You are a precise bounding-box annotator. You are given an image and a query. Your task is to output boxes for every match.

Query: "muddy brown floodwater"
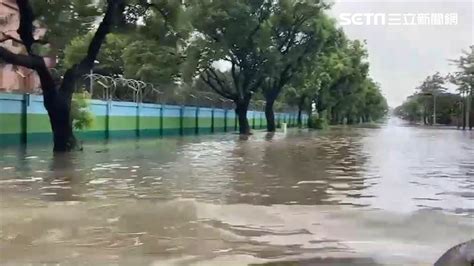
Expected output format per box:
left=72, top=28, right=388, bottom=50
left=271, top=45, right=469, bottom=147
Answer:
left=0, top=118, right=473, bottom=265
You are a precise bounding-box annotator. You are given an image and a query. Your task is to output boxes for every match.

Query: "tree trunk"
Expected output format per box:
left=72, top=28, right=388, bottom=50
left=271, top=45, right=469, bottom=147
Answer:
left=265, top=99, right=276, bottom=132
left=348, top=116, right=354, bottom=125
left=297, top=97, right=305, bottom=128
left=235, top=98, right=251, bottom=135
left=462, top=96, right=466, bottom=130
left=332, top=111, right=338, bottom=125
left=44, top=89, right=76, bottom=152
left=467, top=92, right=472, bottom=130
left=297, top=109, right=302, bottom=127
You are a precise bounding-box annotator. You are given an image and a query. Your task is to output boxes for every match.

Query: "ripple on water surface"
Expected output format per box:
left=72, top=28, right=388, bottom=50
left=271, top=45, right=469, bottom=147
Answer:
left=0, top=122, right=473, bottom=265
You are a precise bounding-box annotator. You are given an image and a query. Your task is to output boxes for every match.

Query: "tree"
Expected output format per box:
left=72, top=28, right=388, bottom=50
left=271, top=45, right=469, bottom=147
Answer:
left=395, top=93, right=461, bottom=126
left=282, top=85, right=312, bottom=127
left=261, top=2, right=336, bottom=132
left=189, top=0, right=273, bottom=134
left=394, top=96, right=423, bottom=123
left=280, top=35, right=388, bottom=127
left=30, top=0, right=101, bottom=71
left=434, top=93, right=463, bottom=125
left=360, top=79, right=388, bottom=122
left=416, top=72, right=446, bottom=125
left=124, top=0, right=191, bottom=85
left=449, top=46, right=474, bottom=130
left=317, top=40, right=369, bottom=124
left=305, top=39, right=388, bottom=125
left=65, top=33, right=183, bottom=84
left=282, top=30, right=346, bottom=127
left=0, top=0, right=126, bottom=152
left=307, top=46, right=345, bottom=121
left=63, top=0, right=191, bottom=87
left=123, top=40, right=182, bottom=85
left=64, top=33, right=129, bottom=76
left=282, top=59, right=322, bottom=127
left=189, top=0, right=339, bottom=133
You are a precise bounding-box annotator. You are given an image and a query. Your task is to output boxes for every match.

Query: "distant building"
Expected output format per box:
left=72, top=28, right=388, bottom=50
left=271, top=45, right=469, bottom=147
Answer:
left=0, top=0, right=55, bottom=93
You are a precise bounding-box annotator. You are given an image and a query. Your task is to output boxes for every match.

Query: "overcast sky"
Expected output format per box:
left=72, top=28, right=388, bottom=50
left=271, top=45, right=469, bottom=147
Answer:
left=329, top=0, right=473, bottom=107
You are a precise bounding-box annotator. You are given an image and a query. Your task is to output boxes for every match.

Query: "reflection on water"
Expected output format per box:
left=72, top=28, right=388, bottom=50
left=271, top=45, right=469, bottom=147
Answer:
left=0, top=118, right=473, bottom=265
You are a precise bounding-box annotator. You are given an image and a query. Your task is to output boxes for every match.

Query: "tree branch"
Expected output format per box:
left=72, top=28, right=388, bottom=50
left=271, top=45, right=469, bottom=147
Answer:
left=0, top=33, right=23, bottom=44
left=201, top=71, right=235, bottom=100
left=0, top=48, right=55, bottom=94
left=230, top=60, right=242, bottom=97
left=201, top=75, right=227, bottom=99
left=208, top=68, right=230, bottom=95
left=0, top=46, right=39, bottom=68
left=75, top=0, right=125, bottom=76
left=0, top=32, right=49, bottom=47
left=15, top=0, right=36, bottom=55
left=138, top=0, right=177, bottom=37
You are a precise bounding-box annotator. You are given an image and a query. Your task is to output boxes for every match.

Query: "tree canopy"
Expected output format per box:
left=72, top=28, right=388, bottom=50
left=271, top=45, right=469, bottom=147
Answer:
left=395, top=47, right=473, bottom=128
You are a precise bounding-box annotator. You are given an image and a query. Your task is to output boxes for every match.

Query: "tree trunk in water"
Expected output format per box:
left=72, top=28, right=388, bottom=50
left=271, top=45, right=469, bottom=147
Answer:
left=333, top=112, right=338, bottom=125
left=265, top=99, right=276, bottom=132
left=297, top=108, right=302, bottom=127
left=467, top=92, right=472, bottom=130
left=297, top=97, right=305, bottom=128
left=462, top=97, right=466, bottom=130
left=235, top=99, right=251, bottom=135
left=44, top=90, right=76, bottom=152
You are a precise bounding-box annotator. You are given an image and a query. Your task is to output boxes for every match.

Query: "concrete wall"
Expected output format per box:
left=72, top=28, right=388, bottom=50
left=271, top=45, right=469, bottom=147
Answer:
left=0, top=93, right=307, bottom=146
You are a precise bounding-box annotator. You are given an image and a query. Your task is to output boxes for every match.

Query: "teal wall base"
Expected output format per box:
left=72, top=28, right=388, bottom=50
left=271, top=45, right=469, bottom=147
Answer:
left=76, top=131, right=108, bottom=140
left=213, top=127, right=226, bottom=133
left=108, top=130, right=137, bottom=139
left=162, top=128, right=180, bottom=136
left=0, top=133, right=22, bottom=146
left=138, top=129, right=161, bottom=138
left=182, top=128, right=196, bottom=135
left=26, top=132, right=53, bottom=144
left=198, top=128, right=213, bottom=134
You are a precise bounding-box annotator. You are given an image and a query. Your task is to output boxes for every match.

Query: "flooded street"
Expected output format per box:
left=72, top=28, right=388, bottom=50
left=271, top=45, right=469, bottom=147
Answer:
left=0, top=119, right=473, bottom=265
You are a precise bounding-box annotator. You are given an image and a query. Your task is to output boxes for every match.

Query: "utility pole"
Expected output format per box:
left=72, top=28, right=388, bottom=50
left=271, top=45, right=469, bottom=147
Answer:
left=422, top=92, right=437, bottom=126
left=462, top=91, right=466, bottom=130
left=433, top=93, right=437, bottom=125
left=467, top=89, right=472, bottom=130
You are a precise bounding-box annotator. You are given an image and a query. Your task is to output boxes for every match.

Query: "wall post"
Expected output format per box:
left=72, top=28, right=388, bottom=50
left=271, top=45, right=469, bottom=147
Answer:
left=224, top=109, right=228, bottom=132
left=195, top=107, right=200, bottom=135
left=105, top=100, right=111, bottom=139
left=136, top=102, right=141, bottom=137
left=21, top=93, right=30, bottom=144
left=159, top=104, right=164, bottom=137
left=211, top=108, right=215, bottom=133
left=234, top=112, right=237, bottom=131
left=252, top=112, right=255, bottom=129
left=179, top=105, right=184, bottom=136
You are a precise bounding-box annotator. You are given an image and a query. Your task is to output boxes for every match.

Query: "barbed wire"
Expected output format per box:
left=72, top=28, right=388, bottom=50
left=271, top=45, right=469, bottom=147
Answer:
left=42, top=73, right=293, bottom=113
left=81, top=73, right=239, bottom=109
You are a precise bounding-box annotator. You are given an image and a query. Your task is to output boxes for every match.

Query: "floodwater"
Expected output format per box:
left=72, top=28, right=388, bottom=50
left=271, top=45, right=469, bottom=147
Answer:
left=0, top=118, right=473, bottom=265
